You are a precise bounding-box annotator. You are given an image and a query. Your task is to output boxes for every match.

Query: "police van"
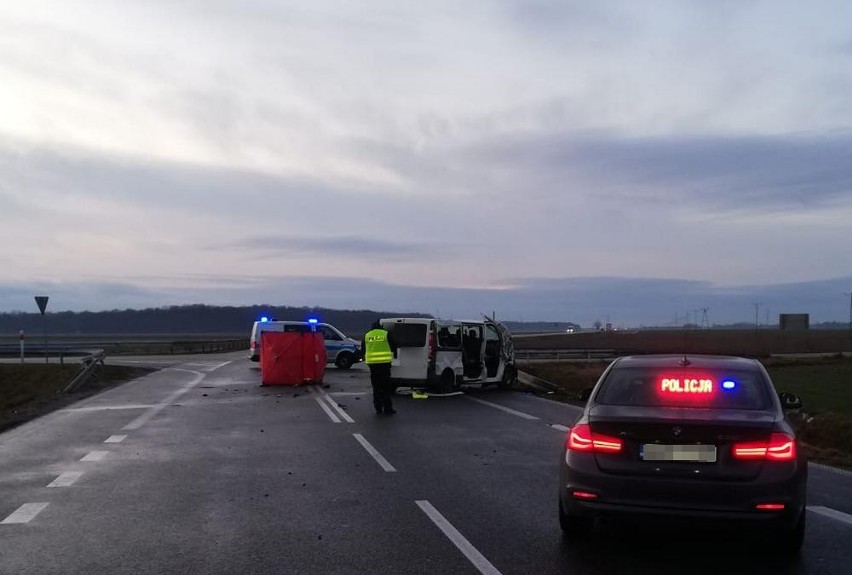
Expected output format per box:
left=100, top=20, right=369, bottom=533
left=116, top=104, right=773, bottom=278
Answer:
left=379, top=315, right=516, bottom=392
left=249, top=319, right=362, bottom=369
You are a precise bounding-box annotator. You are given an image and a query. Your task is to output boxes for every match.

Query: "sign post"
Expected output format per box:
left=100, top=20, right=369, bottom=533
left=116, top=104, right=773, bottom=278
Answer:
left=19, top=330, right=25, bottom=364
left=35, top=296, right=49, bottom=364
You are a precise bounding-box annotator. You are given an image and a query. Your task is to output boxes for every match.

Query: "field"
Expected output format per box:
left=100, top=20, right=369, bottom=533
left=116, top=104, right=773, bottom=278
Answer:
left=0, top=364, right=154, bottom=433
left=519, top=356, right=852, bottom=469
left=514, top=328, right=852, bottom=356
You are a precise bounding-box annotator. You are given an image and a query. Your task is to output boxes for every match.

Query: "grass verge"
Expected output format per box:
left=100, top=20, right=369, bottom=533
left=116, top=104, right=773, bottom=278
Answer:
left=0, top=363, right=155, bottom=433
left=519, top=356, right=852, bottom=470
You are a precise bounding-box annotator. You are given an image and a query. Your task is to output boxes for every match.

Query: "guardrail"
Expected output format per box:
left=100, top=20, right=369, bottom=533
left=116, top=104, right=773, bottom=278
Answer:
left=514, top=349, right=618, bottom=361
left=63, top=350, right=106, bottom=393
left=0, top=338, right=249, bottom=360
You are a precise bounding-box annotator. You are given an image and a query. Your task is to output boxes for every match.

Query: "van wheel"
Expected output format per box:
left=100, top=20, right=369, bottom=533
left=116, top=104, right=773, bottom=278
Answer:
left=498, top=366, right=515, bottom=389
left=335, top=352, right=354, bottom=370
left=439, top=369, right=455, bottom=393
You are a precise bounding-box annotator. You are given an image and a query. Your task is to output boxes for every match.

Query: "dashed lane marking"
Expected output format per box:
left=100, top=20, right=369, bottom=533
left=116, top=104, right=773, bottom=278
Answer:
left=123, top=370, right=204, bottom=431
left=104, top=435, right=127, bottom=443
left=80, top=451, right=108, bottom=462
left=353, top=434, right=397, bottom=472
left=550, top=424, right=570, bottom=432
left=465, top=397, right=540, bottom=421
left=47, top=472, right=83, bottom=488
left=809, top=506, right=852, bottom=527
left=63, top=405, right=156, bottom=412
left=416, top=500, right=502, bottom=575
left=1, top=503, right=49, bottom=525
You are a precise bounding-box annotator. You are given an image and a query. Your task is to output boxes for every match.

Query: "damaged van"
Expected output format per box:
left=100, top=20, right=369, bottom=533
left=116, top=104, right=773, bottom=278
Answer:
left=379, top=315, right=516, bottom=393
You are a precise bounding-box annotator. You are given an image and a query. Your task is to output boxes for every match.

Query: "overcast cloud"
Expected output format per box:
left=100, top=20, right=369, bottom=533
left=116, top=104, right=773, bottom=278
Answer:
left=2, top=1, right=851, bottom=326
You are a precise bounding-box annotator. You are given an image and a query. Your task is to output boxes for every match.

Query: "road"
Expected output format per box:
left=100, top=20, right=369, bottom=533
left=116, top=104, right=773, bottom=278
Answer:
left=1, top=352, right=851, bottom=574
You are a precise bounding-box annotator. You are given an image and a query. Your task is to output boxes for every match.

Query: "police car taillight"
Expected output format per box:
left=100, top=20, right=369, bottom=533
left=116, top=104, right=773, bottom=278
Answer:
left=732, top=433, right=796, bottom=461
left=567, top=424, right=623, bottom=454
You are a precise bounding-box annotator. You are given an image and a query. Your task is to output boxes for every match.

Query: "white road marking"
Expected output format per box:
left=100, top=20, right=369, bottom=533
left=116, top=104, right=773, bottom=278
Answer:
left=353, top=434, right=397, bottom=472
left=47, top=472, right=83, bottom=487
left=314, top=387, right=355, bottom=423
left=550, top=424, right=570, bottom=432
left=810, top=462, right=852, bottom=477
left=416, top=500, right=502, bottom=575
left=465, top=397, right=540, bottom=421
left=310, top=387, right=341, bottom=423
left=80, top=451, right=108, bottom=462
left=104, top=435, right=127, bottom=443
left=123, top=370, right=204, bottom=430
left=185, top=361, right=231, bottom=371
left=328, top=392, right=366, bottom=396
left=1, top=503, right=49, bottom=525
left=809, top=506, right=852, bottom=527
left=63, top=405, right=156, bottom=412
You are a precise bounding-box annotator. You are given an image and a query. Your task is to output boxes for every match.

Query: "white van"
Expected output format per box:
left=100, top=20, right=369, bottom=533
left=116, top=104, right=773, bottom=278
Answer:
left=379, top=316, right=516, bottom=392
left=249, top=320, right=362, bottom=369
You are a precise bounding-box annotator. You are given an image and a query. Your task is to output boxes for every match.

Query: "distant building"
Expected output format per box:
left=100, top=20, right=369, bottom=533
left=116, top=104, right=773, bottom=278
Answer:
left=779, top=314, right=809, bottom=331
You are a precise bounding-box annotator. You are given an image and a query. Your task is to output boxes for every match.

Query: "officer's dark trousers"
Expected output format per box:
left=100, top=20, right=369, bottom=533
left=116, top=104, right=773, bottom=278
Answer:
left=369, top=363, right=393, bottom=413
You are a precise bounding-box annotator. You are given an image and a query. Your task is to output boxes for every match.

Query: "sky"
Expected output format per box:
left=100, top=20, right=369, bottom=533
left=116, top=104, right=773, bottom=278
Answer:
left=1, top=0, right=851, bottom=327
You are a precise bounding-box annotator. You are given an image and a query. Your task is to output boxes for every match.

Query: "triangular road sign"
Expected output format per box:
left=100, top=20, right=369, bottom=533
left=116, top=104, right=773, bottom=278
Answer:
left=35, top=296, right=49, bottom=315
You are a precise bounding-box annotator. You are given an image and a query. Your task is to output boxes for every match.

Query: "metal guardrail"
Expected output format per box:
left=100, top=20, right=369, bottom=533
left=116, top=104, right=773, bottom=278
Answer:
left=0, top=338, right=249, bottom=359
left=63, top=350, right=106, bottom=393
left=514, top=349, right=618, bottom=361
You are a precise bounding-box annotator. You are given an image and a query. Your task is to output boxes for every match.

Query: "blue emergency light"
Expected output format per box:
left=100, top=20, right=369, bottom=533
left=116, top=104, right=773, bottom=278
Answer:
left=260, top=316, right=269, bottom=323
left=722, top=380, right=737, bottom=391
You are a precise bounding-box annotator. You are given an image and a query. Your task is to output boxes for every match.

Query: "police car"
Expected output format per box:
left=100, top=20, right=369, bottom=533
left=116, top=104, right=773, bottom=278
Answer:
left=559, top=354, right=807, bottom=551
left=249, top=318, right=362, bottom=369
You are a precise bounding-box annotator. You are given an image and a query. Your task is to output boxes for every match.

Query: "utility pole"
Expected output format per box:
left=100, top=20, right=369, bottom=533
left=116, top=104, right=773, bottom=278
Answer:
left=752, top=302, right=762, bottom=331
left=845, top=292, right=852, bottom=335
left=700, top=307, right=710, bottom=329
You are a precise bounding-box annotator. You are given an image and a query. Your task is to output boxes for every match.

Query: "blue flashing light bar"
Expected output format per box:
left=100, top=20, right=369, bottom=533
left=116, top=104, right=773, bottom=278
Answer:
left=260, top=316, right=269, bottom=323
left=307, top=318, right=319, bottom=324
left=722, top=380, right=737, bottom=391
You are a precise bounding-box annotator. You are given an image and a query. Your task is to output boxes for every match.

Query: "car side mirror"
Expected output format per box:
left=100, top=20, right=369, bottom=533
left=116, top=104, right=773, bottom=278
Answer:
left=778, top=392, right=803, bottom=410
left=578, top=388, right=593, bottom=402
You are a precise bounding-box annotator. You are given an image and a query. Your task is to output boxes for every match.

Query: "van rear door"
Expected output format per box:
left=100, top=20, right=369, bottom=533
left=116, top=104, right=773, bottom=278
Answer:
left=382, top=319, right=435, bottom=383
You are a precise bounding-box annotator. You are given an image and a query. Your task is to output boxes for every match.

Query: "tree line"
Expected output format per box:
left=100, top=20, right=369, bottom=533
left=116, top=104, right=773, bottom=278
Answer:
left=0, top=305, right=431, bottom=336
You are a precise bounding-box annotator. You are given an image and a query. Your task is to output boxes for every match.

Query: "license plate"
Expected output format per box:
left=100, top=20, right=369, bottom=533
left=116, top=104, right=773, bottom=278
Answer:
left=641, top=444, right=717, bottom=463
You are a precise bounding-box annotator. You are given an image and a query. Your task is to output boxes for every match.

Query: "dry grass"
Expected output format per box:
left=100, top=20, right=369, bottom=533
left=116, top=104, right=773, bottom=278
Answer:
left=0, top=363, right=154, bottom=432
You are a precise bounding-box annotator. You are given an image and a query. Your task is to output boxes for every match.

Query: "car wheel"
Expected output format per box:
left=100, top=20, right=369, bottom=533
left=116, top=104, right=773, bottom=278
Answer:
left=498, top=366, right=515, bottom=390
left=559, top=498, right=593, bottom=539
left=335, top=352, right=353, bottom=370
left=777, top=508, right=806, bottom=554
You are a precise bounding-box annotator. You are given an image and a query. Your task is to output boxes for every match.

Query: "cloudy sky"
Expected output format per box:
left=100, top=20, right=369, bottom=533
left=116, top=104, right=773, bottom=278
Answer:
left=2, top=0, right=851, bottom=326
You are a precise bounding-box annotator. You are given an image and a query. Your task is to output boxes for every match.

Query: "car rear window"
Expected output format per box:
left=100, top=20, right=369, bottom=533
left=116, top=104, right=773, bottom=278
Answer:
left=386, top=323, right=428, bottom=348
left=595, top=367, right=771, bottom=410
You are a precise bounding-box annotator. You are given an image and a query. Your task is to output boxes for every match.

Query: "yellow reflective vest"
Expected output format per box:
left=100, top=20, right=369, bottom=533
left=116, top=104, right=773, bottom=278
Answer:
left=364, top=328, right=393, bottom=364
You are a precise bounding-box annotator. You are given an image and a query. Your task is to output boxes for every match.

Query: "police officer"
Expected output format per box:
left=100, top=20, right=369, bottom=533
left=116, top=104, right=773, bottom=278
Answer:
left=362, top=320, right=397, bottom=415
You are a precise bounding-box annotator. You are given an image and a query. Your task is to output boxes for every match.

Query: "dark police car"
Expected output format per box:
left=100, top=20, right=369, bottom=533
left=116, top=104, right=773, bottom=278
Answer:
left=559, top=355, right=807, bottom=551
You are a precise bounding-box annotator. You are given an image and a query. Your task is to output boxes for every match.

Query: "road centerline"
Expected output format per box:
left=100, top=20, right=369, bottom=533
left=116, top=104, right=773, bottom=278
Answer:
left=123, top=370, right=204, bottom=431
left=465, top=397, right=540, bottom=421
left=416, top=500, right=502, bottom=575
left=353, top=434, right=397, bottom=472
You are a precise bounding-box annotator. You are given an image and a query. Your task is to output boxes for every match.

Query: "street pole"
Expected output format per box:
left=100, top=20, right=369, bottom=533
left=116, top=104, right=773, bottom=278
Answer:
left=19, top=330, right=25, bottom=364
left=34, top=296, right=49, bottom=364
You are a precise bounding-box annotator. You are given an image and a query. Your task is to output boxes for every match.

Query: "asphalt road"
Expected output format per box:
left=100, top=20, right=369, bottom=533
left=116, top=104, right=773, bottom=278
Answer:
left=1, top=352, right=851, bottom=574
